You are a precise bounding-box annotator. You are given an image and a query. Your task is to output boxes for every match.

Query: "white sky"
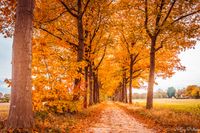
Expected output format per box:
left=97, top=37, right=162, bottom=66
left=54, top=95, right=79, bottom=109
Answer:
left=155, top=42, right=200, bottom=90
left=0, top=35, right=12, bottom=80
left=0, top=35, right=200, bottom=92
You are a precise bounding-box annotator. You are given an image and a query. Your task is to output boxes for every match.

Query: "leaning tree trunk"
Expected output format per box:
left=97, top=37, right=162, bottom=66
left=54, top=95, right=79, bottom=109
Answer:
left=129, top=54, right=133, bottom=104
left=146, top=37, right=156, bottom=109
left=6, top=0, right=34, bottom=129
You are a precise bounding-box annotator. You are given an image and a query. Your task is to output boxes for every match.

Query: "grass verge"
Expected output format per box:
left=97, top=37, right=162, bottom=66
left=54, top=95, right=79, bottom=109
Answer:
left=116, top=101, right=200, bottom=133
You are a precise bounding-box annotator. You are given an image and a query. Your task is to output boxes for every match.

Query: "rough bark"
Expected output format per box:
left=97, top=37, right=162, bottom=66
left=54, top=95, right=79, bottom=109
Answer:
left=129, top=54, right=133, bottom=104
left=122, top=80, right=125, bottom=102
left=84, top=66, right=88, bottom=108
left=146, top=37, right=156, bottom=109
left=89, top=63, right=93, bottom=105
left=93, top=72, right=97, bottom=104
left=92, top=70, right=100, bottom=104
left=6, top=0, right=34, bottom=129
left=96, top=72, right=100, bottom=103
left=123, top=70, right=127, bottom=103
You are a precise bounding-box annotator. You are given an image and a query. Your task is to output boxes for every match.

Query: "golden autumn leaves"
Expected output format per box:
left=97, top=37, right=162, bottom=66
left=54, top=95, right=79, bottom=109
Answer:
left=0, top=0, right=199, bottom=124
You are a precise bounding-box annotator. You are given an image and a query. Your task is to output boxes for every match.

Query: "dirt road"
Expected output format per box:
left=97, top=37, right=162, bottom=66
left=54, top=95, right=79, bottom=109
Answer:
left=87, top=102, right=154, bottom=133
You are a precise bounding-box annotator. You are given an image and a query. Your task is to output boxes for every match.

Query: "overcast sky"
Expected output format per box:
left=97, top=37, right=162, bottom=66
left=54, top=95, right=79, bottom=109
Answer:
left=155, top=42, right=200, bottom=90
left=0, top=35, right=200, bottom=91
left=0, top=35, right=12, bottom=80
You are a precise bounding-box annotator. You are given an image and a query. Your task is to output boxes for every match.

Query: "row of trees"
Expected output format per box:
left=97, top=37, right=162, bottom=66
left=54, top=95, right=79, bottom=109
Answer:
left=115, top=85, right=200, bottom=99
left=166, top=86, right=200, bottom=99
left=0, top=0, right=199, bottom=130
left=0, top=92, right=10, bottom=103
left=176, top=85, right=200, bottom=99
left=112, top=0, right=199, bottom=107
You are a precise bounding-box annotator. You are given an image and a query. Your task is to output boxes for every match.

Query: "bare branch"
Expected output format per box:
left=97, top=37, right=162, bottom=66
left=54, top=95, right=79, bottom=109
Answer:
left=120, top=31, right=131, bottom=55
left=155, top=43, right=163, bottom=52
left=59, top=0, right=78, bottom=18
left=160, top=0, right=176, bottom=27
left=132, top=53, right=139, bottom=64
left=37, top=26, right=78, bottom=49
left=155, top=0, right=165, bottom=35
left=171, top=9, right=200, bottom=25
left=42, top=11, right=68, bottom=24
left=95, top=35, right=110, bottom=70
left=57, top=28, right=78, bottom=41
left=90, top=16, right=102, bottom=46
left=82, top=0, right=90, bottom=16
left=132, top=70, right=144, bottom=80
left=95, top=44, right=107, bottom=70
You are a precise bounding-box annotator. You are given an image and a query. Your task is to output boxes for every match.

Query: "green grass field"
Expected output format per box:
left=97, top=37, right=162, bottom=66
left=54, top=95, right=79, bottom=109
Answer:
left=133, top=98, right=200, bottom=115
left=1, top=99, right=200, bottom=131
left=118, top=98, right=200, bottom=131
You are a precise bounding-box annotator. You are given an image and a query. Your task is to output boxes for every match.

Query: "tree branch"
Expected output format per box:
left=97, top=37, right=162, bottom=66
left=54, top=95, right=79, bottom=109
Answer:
left=82, top=0, right=90, bottom=16
left=132, top=53, right=140, bottom=64
left=160, top=0, right=176, bottom=27
left=170, top=9, right=200, bottom=25
left=94, top=35, right=110, bottom=70
left=59, top=0, right=78, bottom=18
left=120, top=31, right=131, bottom=55
left=38, top=26, right=78, bottom=49
left=132, top=70, right=144, bottom=80
left=155, top=0, right=165, bottom=35
left=155, top=43, right=163, bottom=52
left=144, top=0, right=153, bottom=38
left=42, top=10, right=68, bottom=24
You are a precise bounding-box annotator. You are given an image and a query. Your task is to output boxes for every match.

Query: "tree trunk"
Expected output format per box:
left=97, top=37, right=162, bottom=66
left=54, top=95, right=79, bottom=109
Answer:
left=123, top=70, right=127, bottom=103
left=6, top=0, right=34, bottom=129
left=125, top=84, right=128, bottom=103
left=83, top=66, right=88, bottom=108
left=89, top=63, right=93, bottom=105
left=129, top=54, right=133, bottom=104
left=73, top=0, right=84, bottom=101
left=96, top=71, right=100, bottom=103
left=122, top=81, right=125, bottom=102
left=146, top=37, right=156, bottom=109
left=93, top=72, right=97, bottom=104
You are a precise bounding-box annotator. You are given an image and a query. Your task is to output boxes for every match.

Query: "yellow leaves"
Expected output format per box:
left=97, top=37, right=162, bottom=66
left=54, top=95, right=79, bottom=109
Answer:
left=16, top=0, right=200, bottom=113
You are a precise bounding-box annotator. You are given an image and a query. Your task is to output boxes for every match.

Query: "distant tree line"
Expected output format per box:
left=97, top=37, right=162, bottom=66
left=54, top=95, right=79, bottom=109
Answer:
left=131, top=89, right=168, bottom=99
left=176, top=85, right=200, bottom=99
left=0, top=92, right=10, bottom=103
left=129, top=85, right=200, bottom=99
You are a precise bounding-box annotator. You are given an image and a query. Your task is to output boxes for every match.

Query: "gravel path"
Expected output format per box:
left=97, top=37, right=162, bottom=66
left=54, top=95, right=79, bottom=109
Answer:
left=87, top=102, right=154, bottom=133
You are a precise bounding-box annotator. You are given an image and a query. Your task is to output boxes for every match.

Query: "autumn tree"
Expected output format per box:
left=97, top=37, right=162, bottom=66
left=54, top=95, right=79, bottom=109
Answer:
left=185, top=85, right=200, bottom=99
left=34, top=0, right=92, bottom=104
left=142, top=0, right=200, bottom=109
left=0, top=0, right=15, bottom=37
left=167, top=87, right=176, bottom=98
left=111, top=1, right=149, bottom=103
left=83, top=0, right=113, bottom=105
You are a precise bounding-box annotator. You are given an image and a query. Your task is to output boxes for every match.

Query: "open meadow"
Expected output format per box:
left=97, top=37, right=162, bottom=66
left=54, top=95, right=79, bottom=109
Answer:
left=0, top=103, right=9, bottom=121
left=1, top=99, right=200, bottom=132
left=133, top=98, right=200, bottom=115
left=117, top=98, right=200, bottom=132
